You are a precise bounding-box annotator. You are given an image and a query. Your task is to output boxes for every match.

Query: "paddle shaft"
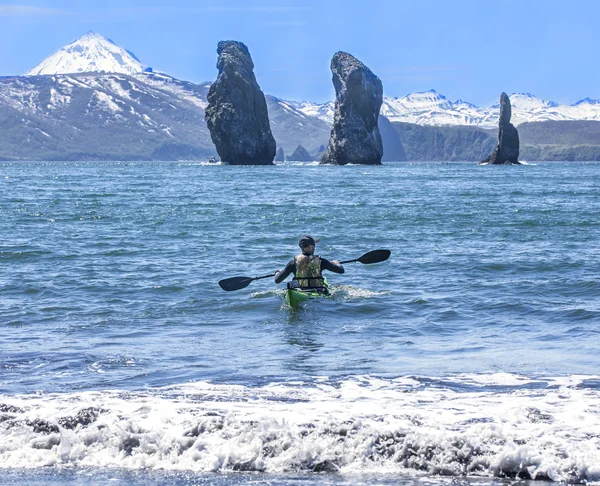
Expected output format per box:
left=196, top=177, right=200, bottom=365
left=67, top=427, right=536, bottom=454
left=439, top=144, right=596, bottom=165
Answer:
left=251, top=273, right=276, bottom=282
left=218, top=273, right=277, bottom=291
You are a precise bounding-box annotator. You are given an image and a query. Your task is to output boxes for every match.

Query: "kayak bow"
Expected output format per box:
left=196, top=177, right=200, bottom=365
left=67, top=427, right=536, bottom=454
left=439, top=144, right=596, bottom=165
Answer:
left=284, top=282, right=330, bottom=309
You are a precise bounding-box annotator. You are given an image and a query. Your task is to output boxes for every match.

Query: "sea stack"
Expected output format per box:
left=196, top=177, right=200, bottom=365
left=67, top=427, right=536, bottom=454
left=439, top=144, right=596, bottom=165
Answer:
left=275, top=148, right=285, bottom=162
left=205, top=41, right=276, bottom=165
left=480, top=93, right=520, bottom=165
left=289, top=144, right=313, bottom=161
left=321, top=52, right=383, bottom=165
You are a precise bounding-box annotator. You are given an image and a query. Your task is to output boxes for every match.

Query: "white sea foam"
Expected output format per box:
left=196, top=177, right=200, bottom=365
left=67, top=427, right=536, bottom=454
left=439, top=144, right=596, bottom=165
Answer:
left=177, top=162, right=223, bottom=166
left=443, top=373, right=537, bottom=387
left=330, top=285, right=389, bottom=301
left=284, top=161, right=320, bottom=166
left=1, top=375, right=599, bottom=481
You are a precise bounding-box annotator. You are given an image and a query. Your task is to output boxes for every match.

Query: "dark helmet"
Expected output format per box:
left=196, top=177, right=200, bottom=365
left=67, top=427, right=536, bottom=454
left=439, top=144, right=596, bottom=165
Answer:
left=298, top=235, right=320, bottom=248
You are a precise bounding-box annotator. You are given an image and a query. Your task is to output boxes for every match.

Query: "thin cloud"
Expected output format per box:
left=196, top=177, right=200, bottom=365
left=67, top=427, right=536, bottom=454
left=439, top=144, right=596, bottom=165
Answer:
left=0, top=5, right=66, bottom=16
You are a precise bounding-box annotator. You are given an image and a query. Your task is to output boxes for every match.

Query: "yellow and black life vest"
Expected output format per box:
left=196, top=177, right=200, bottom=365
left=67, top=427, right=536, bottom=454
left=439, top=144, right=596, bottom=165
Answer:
left=294, top=254, right=324, bottom=289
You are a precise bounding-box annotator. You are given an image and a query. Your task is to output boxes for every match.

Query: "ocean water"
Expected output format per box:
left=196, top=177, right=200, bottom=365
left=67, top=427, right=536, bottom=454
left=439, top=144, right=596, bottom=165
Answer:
left=1, top=161, right=599, bottom=485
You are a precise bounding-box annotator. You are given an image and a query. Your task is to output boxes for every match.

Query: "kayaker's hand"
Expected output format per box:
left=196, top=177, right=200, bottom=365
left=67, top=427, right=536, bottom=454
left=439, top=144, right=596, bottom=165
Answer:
left=332, top=260, right=340, bottom=265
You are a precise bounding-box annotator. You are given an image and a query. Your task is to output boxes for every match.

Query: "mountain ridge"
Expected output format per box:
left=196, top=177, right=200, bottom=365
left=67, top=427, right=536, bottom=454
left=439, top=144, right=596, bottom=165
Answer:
left=19, top=32, right=600, bottom=129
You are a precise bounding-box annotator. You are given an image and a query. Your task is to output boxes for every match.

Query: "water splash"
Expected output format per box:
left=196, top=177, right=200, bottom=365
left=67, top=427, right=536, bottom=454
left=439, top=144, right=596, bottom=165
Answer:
left=329, top=285, right=389, bottom=301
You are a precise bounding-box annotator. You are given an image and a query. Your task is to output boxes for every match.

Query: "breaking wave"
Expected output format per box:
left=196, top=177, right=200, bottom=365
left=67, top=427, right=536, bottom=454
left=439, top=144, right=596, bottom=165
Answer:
left=1, top=374, right=599, bottom=482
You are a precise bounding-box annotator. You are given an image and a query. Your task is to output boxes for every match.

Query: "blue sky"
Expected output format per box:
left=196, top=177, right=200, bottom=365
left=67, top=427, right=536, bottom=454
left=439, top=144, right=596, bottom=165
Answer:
left=0, top=0, right=599, bottom=106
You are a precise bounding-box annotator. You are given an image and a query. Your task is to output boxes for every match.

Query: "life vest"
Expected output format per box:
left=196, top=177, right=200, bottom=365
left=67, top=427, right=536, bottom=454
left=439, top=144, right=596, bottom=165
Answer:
left=294, top=254, right=324, bottom=289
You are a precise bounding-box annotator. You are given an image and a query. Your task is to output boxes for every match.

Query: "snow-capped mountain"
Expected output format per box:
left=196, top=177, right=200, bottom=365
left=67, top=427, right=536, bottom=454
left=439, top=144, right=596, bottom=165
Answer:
left=573, top=98, right=600, bottom=106
left=284, top=100, right=335, bottom=125
left=381, top=90, right=497, bottom=127
left=0, top=70, right=333, bottom=160
left=498, top=92, right=558, bottom=110
left=506, top=94, right=600, bottom=125
left=20, top=31, right=600, bottom=129
left=289, top=90, right=600, bottom=128
left=25, top=32, right=146, bottom=76
left=0, top=71, right=215, bottom=160
left=384, top=89, right=453, bottom=114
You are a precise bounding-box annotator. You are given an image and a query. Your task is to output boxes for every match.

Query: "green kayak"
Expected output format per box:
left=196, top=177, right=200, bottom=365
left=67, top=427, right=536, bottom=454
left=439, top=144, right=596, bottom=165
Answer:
left=284, top=282, right=330, bottom=309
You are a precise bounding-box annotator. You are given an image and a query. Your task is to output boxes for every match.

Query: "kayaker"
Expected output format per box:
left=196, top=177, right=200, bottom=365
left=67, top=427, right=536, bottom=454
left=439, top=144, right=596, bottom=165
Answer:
left=274, top=235, right=344, bottom=289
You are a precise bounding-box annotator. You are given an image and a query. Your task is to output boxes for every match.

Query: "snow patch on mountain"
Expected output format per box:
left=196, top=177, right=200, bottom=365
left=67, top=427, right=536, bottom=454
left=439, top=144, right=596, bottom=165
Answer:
left=285, top=100, right=335, bottom=124
left=25, top=32, right=145, bottom=76
left=0, top=72, right=210, bottom=136
left=92, top=91, right=122, bottom=113
left=139, top=74, right=209, bottom=110
left=0, top=80, right=40, bottom=112
left=385, top=89, right=453, bottom=114
left=48, top=87, right=72, bottom=110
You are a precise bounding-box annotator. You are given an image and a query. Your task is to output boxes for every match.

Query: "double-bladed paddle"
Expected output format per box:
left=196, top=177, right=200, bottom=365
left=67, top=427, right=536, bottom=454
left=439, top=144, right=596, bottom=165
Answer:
left=218, top=273, right=277, bottom=292
left=338, top=249, right=391, bottom=265
left=218, top=249, right=391, bottom=292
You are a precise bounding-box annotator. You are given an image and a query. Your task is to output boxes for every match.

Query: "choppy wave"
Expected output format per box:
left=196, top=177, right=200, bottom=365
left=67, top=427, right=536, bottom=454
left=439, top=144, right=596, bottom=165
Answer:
left=329, top=285, right=389, bottom=301
left=1, top=374, right=599, bottom=482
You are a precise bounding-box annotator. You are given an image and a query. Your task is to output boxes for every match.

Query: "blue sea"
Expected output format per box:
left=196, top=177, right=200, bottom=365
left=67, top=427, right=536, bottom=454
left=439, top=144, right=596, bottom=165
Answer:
left=1, top=161, right=599, bottom=485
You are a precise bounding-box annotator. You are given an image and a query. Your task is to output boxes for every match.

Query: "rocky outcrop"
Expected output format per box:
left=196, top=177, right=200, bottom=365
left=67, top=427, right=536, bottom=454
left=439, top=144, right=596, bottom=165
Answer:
left=321, top=52, right=383, bottom=165
left=289, top=144, right=313, bottom=161
left=379, top=115, right=407, bottom=161
left=275, top=147, right=285, bottom=162
left=313, top=144, right=327, bottom=160
left=480, top=93, right=520, bottom=165
left=205, top=41, right=276, bottom=165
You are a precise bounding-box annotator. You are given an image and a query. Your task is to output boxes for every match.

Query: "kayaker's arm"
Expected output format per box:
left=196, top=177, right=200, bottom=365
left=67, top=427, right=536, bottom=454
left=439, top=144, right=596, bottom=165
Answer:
left=321, top=258, right=345, bottom=274
left=274, top=260, right=295, bottom=283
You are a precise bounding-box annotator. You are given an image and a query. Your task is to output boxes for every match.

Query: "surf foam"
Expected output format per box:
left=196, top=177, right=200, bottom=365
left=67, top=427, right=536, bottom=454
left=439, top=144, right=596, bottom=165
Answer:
left=0, top=375, right=598, bottom=482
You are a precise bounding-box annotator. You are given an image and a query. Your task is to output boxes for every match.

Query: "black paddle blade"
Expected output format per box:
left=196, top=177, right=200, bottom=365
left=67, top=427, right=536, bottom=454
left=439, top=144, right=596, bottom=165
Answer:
left=218, top=276, right=253, bottom=291
left=357, top=249, right=391, bottom=264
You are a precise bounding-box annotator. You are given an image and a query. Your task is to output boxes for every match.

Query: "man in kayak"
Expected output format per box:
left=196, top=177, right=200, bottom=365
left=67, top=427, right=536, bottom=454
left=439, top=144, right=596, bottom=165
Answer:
left=274, top=235, right=345, bottom=289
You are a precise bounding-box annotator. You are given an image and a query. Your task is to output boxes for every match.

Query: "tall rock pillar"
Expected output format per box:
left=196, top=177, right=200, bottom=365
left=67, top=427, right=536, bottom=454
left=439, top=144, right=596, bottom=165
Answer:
left=480, top=93, right=520, bottom=165
left=205, top=41, right=276, bottom=165
left=321, top=52, right=383, bottom=165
